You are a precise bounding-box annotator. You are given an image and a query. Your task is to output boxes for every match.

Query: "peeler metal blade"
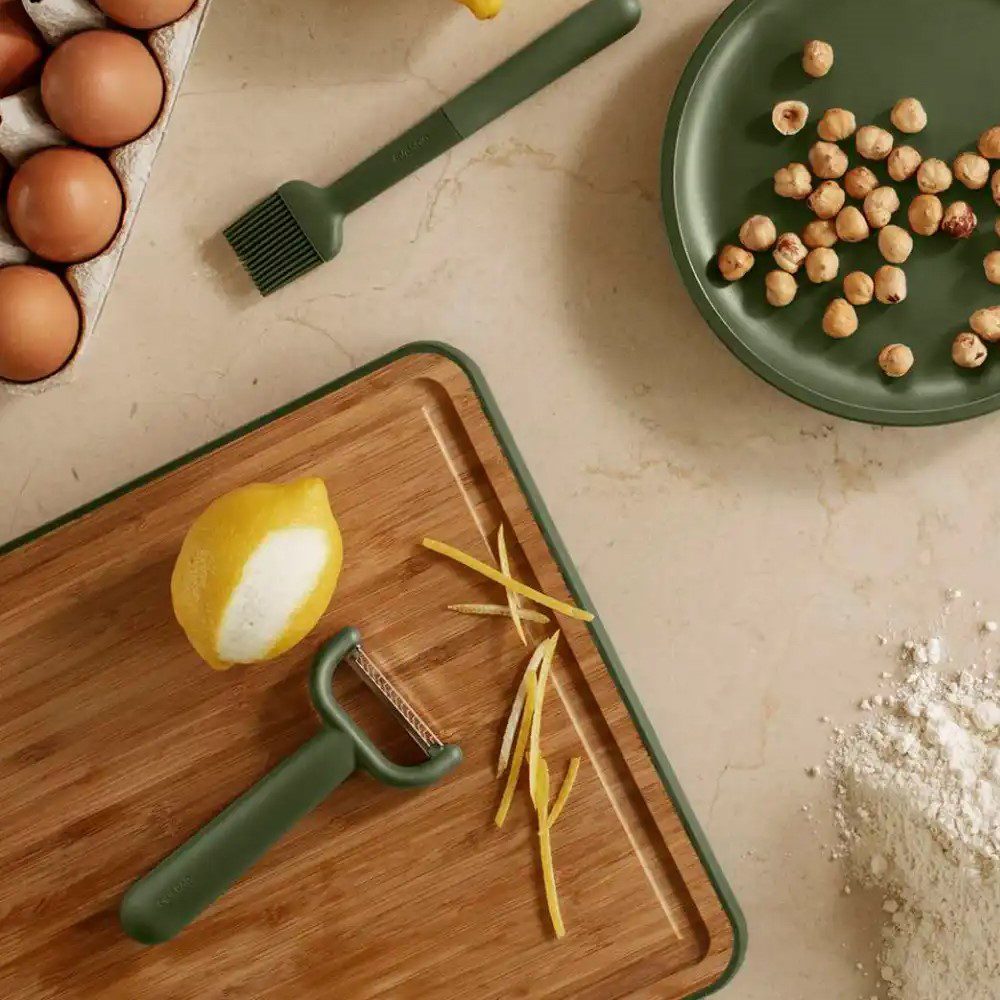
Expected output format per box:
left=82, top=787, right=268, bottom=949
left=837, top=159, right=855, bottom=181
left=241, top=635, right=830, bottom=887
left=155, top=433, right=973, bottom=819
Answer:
left=309, top=628, right=462, bottom=790
left=347, top=645, right=443, bottom=757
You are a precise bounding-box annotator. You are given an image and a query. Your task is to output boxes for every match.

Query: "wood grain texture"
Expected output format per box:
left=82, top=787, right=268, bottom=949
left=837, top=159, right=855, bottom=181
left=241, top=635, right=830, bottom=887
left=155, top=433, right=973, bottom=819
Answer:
left=0, top=352, right=735, bottom=999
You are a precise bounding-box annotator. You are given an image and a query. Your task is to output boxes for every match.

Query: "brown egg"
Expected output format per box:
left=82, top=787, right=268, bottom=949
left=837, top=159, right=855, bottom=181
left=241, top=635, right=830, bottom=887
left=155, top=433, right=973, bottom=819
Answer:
left=95, top=0, right=195, bottom=30
left=7, top=148, right=123, bottom=263
left=0, top=1, right=45, bottom=98
left=0, top=266, right=80, bottom=382
left=42, top=31, right=164, bottom=148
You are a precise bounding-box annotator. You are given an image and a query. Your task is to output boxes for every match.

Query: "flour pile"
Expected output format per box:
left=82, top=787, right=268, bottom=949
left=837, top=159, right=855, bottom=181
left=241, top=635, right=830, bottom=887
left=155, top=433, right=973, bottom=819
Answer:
left=829, top=640, right=1000, bottom=1000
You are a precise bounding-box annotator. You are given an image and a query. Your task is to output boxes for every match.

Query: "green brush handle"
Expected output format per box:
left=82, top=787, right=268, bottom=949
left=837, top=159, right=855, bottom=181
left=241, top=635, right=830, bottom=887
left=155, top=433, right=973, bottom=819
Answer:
left=328, top=0, right=641, bottom=214
left=444, top=0, right=641, bottom=135
left=119, top=727, right=356, bottom=945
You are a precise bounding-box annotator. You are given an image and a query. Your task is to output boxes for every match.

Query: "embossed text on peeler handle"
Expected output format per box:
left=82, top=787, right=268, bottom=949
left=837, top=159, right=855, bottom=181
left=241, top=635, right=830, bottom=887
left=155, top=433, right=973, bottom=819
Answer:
left=119, top=727, right=356, bottom=945
left=326, top=0, right=642, bottom=215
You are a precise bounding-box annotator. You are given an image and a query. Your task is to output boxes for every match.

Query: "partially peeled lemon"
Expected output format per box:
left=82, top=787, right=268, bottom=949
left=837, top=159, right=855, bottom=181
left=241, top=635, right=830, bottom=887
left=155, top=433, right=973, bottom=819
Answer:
left=171, top=478, right=343, bottom=670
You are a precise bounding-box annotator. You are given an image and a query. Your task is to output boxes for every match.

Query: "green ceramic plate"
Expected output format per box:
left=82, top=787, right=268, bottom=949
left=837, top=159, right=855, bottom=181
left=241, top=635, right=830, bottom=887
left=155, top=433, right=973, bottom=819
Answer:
left=661, top=0, right=1000, bottom=425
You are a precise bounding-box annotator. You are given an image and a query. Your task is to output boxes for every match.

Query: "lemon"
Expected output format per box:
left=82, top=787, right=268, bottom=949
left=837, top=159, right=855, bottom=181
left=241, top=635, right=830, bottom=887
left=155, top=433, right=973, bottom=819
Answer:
left=456, top=0, right=503, bottom=19
left=171, top=478, right=343, bottom=670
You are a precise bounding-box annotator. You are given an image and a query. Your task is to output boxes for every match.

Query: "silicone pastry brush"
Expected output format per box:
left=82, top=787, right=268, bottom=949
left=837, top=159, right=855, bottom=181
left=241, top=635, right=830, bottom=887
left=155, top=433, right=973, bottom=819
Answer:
left=224, top=0, right=641, bottom=296
left=119, top=628, right=462, bottom=945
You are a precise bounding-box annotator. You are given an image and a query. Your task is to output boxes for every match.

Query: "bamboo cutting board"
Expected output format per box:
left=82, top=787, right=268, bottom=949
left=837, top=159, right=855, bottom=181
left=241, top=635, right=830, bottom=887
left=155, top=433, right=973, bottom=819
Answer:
left=0, top=346, right=742, bottom=999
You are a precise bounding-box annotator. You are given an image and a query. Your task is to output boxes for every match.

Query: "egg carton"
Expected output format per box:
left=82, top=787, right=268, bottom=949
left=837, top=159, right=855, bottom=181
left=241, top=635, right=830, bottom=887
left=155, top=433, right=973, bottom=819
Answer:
left=0, top=0, right=212, bottom=395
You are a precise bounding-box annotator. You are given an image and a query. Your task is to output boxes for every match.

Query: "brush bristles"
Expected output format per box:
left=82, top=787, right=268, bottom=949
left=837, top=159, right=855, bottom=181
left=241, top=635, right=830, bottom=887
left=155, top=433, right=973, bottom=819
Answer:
left=224, top=194, right=322, bottom=296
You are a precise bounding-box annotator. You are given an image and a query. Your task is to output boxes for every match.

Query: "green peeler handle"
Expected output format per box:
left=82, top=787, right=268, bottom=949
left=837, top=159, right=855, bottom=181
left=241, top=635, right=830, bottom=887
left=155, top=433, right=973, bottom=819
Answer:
left=327, top=0, right=642, bottom=214
left=119, top=726, right=356, bottom=945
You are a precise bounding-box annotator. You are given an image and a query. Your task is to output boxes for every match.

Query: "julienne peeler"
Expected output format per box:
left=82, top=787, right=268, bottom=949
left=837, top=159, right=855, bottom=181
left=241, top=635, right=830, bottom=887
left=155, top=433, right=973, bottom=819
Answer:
left=119, top=627, right=462, bottom=945
left=224, top=0, right=642, bottom=296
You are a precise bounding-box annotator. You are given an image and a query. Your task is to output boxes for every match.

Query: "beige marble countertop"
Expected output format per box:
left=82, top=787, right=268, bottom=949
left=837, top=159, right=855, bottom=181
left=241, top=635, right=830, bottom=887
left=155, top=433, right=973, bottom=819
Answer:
left=3, top=1, right=998, bottom=996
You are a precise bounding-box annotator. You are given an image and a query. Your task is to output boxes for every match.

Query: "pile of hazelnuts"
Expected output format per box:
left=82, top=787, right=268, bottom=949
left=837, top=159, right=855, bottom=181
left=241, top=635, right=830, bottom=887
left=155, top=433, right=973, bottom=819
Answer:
left=716, top=38, right=1000, bottom=379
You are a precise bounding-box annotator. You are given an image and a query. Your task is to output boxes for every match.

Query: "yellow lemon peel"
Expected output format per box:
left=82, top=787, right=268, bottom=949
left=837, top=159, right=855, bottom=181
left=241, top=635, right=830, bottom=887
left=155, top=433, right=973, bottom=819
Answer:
left=528, top=632, right=559, bottom=806
left=535, top=756, right=566, bottom=938
left=490, top=614, right=575, bottom=938
left=497, top=641, right=547, bottom=777
left=422, top=537, right=594, bottom=622
left=495, top=670, right=536, bottom=828
left=448, top=604, right=551, bottom=625
left=496, top=524, right=527, bottom=646
left=548, top=757, right=581, bottom=830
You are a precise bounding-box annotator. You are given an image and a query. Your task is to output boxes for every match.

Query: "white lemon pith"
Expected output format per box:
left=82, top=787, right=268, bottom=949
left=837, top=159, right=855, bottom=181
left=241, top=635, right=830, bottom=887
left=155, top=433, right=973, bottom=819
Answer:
left=171, top=478, right=343, bottom=670
left=216, top=527, right=330, bottom=663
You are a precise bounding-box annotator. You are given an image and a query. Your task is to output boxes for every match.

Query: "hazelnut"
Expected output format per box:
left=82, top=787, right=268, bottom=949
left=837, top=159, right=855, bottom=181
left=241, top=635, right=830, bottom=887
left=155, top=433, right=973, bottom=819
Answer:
left=809, top=141, right=849, bottom=179
left=890, top=98, right=927, bottom=134
left=773, top=232, right=808, bottom=273
left=844, top=166, right=879, bottom=200
left=908, top=194, right=943, bottom=236
left=985, top=251, right=1000, bottom=286
left=823, top=298, right=858, bottom=338
left=718, top=245, right=753, bottom=281
left=835, top=205, right=870, bottom=243
left=856, top=125, right=893, bottom=161
left=979, top=126, right=1000, bottom=159
left=970, top=306, right=1000, bottom=342
left=878, top=225, right=913, bottom=264
left=863, top=187, right=900, bottom=229
left=916, top=158, right=953, bottom=194
left=954, top=152, right=990, bottom=190
left=952, top=332, right=988, bottom=369
left=775, top=162, right=813, bottom=199
left=817, top=108, right=856, bottom=142
left=808, top=181, right=846, bottom=220
left=802, top=39, right=834, bottom=78
left=843, top=271, right=874, bottom=306
left=772, top=100, right=809, bottom=136
left=765, top=270, right=798, bottom=307
left=992, top=170, right=1000, bottom=207
left=739, top=214, right=778, bottom=251
left=802, top=219, right=838, bottom=249
left=940, top=201, right=977, bottom=239
left=805, top=247, right=839, bottom=283
left=887, top=146, right=922, bottom=183
left=878, top=344, right=914, bottom=377
left=874, top=265, right=907, bottom=304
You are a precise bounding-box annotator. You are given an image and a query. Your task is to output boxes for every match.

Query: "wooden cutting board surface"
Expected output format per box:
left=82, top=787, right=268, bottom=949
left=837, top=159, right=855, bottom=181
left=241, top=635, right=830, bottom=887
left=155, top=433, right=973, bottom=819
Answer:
left=0, top=348, right=740, bottom=999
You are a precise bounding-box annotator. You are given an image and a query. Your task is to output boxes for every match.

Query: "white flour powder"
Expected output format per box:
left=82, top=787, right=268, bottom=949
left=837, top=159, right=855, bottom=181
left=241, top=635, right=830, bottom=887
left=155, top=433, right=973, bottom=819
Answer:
left=829, top=642, right=1000, bottom=999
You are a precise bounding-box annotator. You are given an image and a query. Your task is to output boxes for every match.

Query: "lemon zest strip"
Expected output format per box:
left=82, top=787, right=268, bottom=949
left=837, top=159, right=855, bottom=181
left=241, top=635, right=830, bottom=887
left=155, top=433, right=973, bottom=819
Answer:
left=547, top=757, right=581, bottom=830
left=528, top=632, right=559, bottom=806
left=535, top=756, right=566, bottom=938
left=422, top=538, right=595, bottom=623
left=448, top=604, right=550, bottom=624
left=497, top=641, right=547, bottom=778
left=497, top=525, right=527, bottom=646
left=495, top=670, right=537, bottom=828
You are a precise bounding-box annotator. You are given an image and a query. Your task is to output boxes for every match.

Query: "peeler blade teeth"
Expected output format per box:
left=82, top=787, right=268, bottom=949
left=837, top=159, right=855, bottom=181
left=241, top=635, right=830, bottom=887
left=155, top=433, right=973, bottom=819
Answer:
left=348, top=646, right=444, bottom=756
